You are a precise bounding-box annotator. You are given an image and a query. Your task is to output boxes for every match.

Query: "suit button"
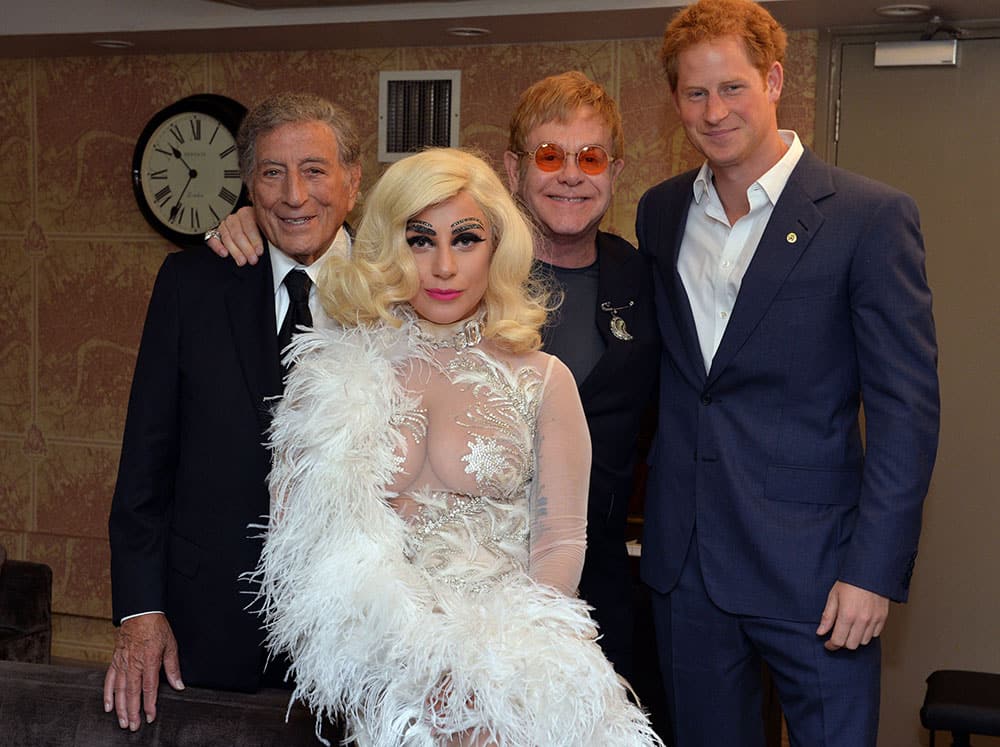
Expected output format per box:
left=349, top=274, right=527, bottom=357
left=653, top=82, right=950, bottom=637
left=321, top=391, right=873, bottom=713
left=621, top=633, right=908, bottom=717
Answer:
left=701, top=393, right=713, bottom=405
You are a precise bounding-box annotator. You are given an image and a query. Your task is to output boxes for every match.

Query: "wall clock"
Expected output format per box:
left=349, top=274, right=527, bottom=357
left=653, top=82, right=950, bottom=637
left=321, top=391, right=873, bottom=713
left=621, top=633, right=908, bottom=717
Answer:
left=132, top=93, right=249, bottom=248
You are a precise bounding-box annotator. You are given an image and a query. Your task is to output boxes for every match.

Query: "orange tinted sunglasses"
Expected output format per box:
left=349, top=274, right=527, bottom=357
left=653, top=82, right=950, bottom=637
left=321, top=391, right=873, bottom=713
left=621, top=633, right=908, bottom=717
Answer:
left=521, top=142, right=612, bottom=175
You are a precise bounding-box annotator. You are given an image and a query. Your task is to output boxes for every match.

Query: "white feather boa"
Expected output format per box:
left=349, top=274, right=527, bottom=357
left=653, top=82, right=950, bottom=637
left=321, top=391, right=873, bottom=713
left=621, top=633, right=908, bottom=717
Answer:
left=251, top=321, right=662, bottom=746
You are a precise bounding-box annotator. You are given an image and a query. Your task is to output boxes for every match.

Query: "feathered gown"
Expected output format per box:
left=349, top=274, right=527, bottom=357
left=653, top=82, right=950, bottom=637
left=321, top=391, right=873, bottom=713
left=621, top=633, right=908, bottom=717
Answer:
left=253, top=314, right=662, bottom=746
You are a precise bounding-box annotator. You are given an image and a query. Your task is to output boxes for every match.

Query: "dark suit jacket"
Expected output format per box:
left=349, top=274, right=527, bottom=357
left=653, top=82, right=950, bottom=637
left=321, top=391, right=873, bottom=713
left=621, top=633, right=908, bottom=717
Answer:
left=553, top=231, right=659, bottom=674
left=636, top=149, right=939, bottom=621
left=109, top=246, right=283, bottom=691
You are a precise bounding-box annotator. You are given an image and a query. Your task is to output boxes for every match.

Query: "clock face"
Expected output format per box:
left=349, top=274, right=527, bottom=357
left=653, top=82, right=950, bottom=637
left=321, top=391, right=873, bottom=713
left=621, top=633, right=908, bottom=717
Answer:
left=132, top=95, right=249, bottom=248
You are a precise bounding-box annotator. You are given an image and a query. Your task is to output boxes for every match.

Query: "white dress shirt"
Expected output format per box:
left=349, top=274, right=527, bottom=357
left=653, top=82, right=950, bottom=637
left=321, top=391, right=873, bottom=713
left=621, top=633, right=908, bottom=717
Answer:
left=270, top=225, right=351, bottom=332
left=677, top=130, right=804, bottom=373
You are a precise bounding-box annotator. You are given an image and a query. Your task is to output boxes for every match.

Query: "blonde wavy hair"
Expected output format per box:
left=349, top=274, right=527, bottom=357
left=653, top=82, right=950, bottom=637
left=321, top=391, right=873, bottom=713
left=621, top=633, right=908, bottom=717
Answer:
left=318, top=148, right=550, bottom=354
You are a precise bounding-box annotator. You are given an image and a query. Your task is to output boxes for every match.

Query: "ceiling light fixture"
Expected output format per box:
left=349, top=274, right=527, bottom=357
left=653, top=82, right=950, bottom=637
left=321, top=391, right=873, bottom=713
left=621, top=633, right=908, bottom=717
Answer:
left=92, top=39, right=135, bottom=49
left=447, top=27, right=491, bottom=38
left=874, top=4, right=932, bottom=17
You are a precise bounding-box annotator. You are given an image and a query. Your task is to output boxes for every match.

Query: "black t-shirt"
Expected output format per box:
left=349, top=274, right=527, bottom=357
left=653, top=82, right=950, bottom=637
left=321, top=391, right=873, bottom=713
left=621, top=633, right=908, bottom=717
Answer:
left=536, top=257, right=605, bottom=386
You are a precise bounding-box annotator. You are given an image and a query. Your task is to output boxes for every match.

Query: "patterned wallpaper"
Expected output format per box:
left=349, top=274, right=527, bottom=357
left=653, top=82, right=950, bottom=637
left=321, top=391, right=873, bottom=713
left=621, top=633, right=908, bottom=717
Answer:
left=0, top=32, right=816, bottom=662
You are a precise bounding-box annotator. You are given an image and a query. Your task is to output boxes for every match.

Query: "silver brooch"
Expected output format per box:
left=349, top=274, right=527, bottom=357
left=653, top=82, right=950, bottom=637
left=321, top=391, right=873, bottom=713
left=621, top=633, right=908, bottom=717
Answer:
left=600, top=300, right=634, bottom=341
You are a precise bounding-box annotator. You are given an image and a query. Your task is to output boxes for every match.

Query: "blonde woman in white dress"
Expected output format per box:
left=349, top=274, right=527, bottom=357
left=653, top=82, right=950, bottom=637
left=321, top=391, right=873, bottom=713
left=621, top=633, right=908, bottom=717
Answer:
left=253, top=147, right=661, bottom=747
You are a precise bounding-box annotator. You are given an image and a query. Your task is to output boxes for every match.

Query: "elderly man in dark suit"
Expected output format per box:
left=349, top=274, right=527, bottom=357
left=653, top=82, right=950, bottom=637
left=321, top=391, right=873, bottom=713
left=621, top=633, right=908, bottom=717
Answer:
left=104, top=92, right=360, bottom=732
left=636, top=1, right=939, bottom=745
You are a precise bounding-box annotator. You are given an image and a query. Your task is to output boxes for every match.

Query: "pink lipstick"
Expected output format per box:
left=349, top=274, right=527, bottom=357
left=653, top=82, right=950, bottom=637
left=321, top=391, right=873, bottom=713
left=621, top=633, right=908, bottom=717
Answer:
left=426, top=289, right=463, bottom=301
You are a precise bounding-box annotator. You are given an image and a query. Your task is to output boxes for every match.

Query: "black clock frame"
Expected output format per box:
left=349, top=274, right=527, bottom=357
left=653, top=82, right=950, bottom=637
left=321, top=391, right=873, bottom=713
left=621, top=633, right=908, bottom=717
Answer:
left=131, top=93, right=250, bottom=249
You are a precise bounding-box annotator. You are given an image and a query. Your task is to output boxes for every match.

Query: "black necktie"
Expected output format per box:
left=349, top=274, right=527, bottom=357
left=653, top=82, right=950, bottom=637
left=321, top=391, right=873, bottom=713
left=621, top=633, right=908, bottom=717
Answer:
left=277, top=269, right=313, bottom=371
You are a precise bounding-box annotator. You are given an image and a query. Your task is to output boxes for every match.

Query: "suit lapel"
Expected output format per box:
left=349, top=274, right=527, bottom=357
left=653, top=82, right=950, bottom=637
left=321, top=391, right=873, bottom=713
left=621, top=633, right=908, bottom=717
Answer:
left=225, top=240, right=283, bottom=433
left=707, top=150, right=833, bottom=385
left=652, top=174, right=707, bottom=386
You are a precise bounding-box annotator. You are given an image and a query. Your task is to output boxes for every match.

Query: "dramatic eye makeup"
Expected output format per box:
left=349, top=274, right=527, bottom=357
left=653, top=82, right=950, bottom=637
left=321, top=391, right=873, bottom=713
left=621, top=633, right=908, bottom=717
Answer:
left=405, top=220, right=435, bottom=248
left=450, top=217, right=487, bottom=248
left=450, top=217, right=485, bottom=233
left=406, top=220, right=434, bottom=235
left=405, top=213, right=488, bottom=252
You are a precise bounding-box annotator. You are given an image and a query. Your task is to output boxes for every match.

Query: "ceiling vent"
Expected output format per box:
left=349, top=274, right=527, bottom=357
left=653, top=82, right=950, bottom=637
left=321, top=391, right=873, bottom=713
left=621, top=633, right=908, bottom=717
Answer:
left=378, top=70, right=461, bottom=163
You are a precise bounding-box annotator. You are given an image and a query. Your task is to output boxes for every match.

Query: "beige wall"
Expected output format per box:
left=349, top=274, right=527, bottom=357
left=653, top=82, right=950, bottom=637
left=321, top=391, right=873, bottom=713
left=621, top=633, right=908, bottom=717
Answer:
left=0, top=36, right=816, bottom=661
left=15, top=26, right=989, bottom=747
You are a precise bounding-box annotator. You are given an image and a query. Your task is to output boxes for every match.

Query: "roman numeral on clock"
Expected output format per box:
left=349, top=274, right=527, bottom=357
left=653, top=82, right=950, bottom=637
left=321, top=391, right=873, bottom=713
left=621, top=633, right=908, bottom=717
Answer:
left=154, top=185, right=172, bottom=206
left=218, top=145, right=236, bottom=159
left=169, top=124, right=185, bottom=144
left=219, top=186, right=238, bottom=205
left=189, top=118, right=202, bottom=140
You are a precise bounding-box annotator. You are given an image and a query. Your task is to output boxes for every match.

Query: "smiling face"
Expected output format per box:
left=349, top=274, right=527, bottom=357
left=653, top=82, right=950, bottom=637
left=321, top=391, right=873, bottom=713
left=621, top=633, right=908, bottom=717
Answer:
left=406, top=191, right=493, bottom=325
left=504, top=106, right=623, bottom=248
left=248, top=120, right=361, bottom=265
left=672, top=34, right=786, bottom=183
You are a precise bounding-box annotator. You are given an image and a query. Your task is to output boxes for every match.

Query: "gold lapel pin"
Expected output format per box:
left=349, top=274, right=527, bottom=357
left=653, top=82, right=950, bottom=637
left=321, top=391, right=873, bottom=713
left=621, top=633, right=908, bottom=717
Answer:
left=786, top=232, right=798, bottom=244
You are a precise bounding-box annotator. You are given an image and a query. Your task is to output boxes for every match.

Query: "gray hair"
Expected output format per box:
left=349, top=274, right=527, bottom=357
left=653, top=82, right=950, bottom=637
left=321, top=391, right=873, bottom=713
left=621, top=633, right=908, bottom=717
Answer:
left=237, top=92, right=361, bottom=182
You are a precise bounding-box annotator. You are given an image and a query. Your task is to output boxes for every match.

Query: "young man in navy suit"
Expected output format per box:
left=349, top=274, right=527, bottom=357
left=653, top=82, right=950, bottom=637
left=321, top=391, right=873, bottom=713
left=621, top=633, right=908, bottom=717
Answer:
left=105, top=93, right=360, bottom=732
left=636, top=1, right=939, bottom=744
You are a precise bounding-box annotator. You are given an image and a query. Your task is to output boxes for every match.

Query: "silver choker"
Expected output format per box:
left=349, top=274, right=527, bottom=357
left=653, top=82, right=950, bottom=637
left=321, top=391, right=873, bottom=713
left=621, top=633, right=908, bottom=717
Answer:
left=417, top=317, right=484, bottom=351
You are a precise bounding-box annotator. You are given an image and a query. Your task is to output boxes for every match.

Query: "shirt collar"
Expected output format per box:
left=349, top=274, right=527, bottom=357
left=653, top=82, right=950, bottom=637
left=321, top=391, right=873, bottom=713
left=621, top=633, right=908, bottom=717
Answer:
left=269, top=225, right=351, bottom=296
left=692, top=130, right=805, bottom=206
left=756, top=130, right=804, bottom=205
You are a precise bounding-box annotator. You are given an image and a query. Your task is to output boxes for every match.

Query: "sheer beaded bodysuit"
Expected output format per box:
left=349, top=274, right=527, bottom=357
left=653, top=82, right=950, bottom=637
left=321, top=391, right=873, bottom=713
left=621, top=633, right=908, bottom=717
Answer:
left=386, top=319, right=589, bottom=598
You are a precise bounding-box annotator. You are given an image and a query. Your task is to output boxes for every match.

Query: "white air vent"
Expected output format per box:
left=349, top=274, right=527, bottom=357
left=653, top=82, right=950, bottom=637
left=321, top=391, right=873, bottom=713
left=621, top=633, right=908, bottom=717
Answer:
left=378, top=70, right=461, bottom=163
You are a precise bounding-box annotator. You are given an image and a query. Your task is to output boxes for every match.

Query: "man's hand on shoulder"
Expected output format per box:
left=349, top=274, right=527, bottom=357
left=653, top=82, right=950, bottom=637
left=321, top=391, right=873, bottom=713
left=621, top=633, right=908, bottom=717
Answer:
left=205, top=205, right=264, bottom=266
left=103, top=613, right=184, bottom=731
left=816, top=581, right=889, bottom=652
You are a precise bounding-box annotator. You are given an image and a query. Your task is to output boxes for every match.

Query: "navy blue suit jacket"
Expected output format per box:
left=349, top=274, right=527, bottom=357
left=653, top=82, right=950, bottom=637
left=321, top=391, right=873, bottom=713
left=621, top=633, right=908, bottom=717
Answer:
left=636, top=149, right=939, bottom=621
